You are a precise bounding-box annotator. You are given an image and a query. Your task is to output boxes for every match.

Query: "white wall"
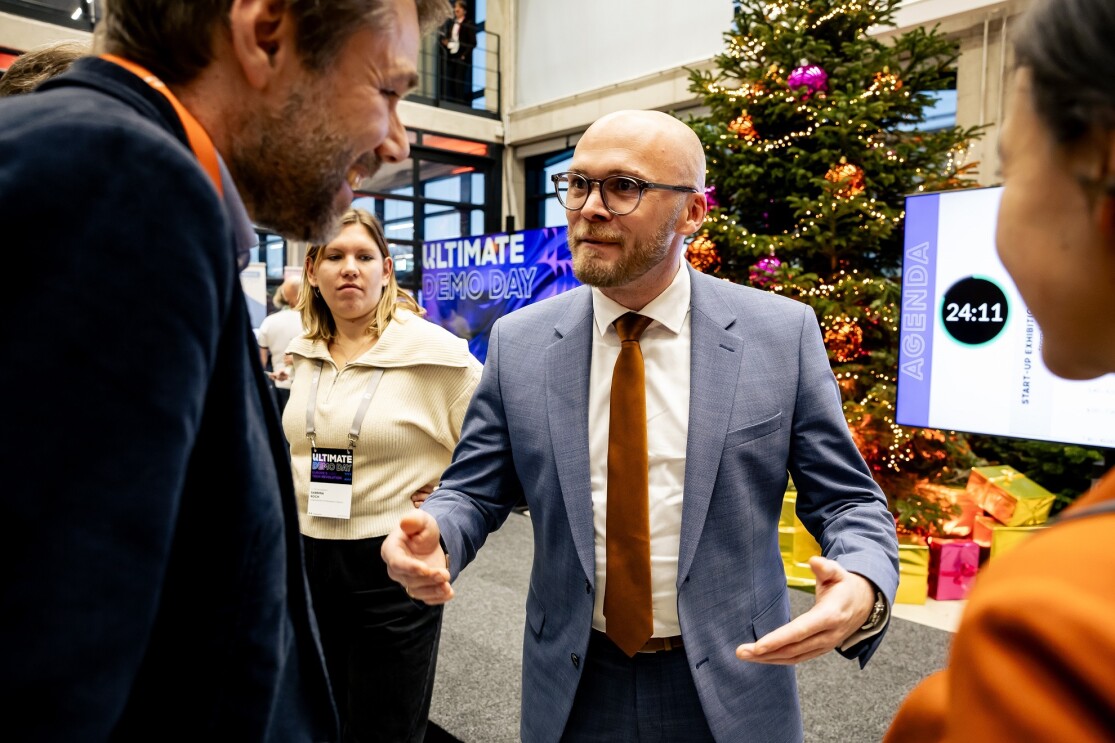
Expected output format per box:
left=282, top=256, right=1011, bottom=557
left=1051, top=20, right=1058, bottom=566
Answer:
left=514, top=0, right=734, bottom=109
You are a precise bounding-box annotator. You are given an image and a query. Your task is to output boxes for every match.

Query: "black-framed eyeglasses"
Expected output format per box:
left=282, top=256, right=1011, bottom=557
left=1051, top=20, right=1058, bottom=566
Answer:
left=550, top=172, right=699, bottom=216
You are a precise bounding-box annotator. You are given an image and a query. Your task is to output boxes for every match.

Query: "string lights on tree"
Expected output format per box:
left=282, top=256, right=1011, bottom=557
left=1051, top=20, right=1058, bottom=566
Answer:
left=687, top=0, right=985, bottom=512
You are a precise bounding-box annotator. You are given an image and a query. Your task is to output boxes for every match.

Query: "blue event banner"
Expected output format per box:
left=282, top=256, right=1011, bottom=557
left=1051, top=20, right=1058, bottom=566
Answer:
left=421, top=226, right=581, bottom=362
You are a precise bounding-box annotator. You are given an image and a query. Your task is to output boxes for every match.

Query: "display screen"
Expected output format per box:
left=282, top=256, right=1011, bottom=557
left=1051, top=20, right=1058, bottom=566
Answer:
left=896, top=185, right=1115, bottom=447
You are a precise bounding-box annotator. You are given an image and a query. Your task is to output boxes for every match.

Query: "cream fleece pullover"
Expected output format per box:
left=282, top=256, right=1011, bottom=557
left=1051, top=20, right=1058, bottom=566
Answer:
left=283, top=310, right=482, bottom=540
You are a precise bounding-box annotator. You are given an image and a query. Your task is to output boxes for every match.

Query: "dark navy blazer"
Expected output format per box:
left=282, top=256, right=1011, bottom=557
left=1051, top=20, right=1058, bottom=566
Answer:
left=0, top=58, right=336, bottom=741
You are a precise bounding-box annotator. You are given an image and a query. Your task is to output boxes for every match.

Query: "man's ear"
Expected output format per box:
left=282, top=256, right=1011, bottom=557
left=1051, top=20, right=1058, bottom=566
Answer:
left=676, top=193, right=708, bottom=237
left=228, top=0, right=296, bottom=91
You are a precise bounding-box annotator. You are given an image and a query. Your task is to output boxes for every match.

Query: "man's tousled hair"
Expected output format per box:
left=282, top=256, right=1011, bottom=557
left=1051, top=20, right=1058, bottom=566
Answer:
left=100, top=0, right=449, bottom=85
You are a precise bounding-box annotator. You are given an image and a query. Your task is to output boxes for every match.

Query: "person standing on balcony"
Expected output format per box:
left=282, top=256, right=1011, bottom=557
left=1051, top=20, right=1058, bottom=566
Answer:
left=439, top=0, right=476, bottom=105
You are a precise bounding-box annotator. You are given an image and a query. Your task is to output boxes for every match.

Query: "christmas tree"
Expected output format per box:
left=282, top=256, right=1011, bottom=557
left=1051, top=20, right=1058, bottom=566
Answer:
left=685, top=0, right=984, bottom=527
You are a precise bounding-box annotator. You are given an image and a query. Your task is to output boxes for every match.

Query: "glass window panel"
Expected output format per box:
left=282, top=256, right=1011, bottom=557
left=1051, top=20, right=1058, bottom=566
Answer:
left=544, top=197, right=567, bottom=228
left=470, top=209, right=484, bottom=236
left=264, top=234, right=285, bottom=279
left=544, top=154, right=574, bottom=182
left=351, top=195, right=415, bottom=240
left=425, top=208, right=470, bottom=241
left=469, top=173, right=486, bottom=205
left=424, top=175, right=462, bottom=202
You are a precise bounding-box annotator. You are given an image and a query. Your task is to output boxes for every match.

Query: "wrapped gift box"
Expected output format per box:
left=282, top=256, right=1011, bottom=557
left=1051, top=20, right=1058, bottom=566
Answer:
left=792, top=516, right=822, bottom=565
left=896, top=537, right=929, bottom=605
left=784, top=560, right=816, bottom=588
left=780, top=488, right=797, bottom=530
left=914, top=482, right=973, bottom=537
left=990, top=523, right=1048, bottom=559
left=927, top=537, right=980, bottom=600
left=968, top=466, right=1055, bottom=527
left=778, top=525, right=795, bottom=563
left=973, top=512, right=1048, bottom=562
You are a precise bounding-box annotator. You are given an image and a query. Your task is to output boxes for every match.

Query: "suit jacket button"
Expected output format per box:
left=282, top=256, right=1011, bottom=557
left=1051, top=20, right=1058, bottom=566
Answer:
left=571, top=653, right=580, bottom=668
left=585, top=579, right=591, bottom=594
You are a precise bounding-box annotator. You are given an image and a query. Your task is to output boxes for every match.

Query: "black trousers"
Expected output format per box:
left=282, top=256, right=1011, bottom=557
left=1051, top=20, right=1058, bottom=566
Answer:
left=304, top=535, right=443, bottom=743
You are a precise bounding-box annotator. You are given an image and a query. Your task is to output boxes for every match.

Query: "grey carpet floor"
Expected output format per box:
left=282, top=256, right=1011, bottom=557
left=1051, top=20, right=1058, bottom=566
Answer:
left=429, top=512, right=951, bottom=743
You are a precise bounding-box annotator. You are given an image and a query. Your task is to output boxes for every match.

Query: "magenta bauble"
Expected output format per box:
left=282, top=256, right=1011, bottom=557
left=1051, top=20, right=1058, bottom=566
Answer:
left=787, top=63, right=828, bottom=99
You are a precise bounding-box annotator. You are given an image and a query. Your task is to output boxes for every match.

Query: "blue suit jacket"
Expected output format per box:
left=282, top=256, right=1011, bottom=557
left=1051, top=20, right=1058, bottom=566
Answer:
left=424, top=265, right=898, bottom=743
left=0, top=59, right=336, bottom=741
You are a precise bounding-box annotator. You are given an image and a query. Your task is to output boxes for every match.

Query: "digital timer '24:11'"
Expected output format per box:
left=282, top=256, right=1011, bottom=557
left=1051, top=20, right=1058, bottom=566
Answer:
left=940, top=276, right=1009, bottom=345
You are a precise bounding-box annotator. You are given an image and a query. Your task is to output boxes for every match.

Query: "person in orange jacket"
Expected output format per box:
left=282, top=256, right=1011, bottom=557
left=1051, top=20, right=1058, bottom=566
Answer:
left=887, top=0, right=1115, bottom=740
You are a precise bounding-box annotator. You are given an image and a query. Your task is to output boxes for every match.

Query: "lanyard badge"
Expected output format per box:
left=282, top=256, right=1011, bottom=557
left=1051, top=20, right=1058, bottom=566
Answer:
left=303, top=360, right=384, bottom=520
left=308, top=447, right=354, bottom=519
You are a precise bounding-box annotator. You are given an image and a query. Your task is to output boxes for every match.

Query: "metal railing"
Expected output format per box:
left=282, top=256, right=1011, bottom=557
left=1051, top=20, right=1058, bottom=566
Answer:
left=414, top=27, right=500, bottom=118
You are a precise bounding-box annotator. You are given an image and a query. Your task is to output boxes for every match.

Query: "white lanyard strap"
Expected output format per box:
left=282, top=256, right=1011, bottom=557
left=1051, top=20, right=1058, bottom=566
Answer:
left=305, top=360, right=385, bottom=448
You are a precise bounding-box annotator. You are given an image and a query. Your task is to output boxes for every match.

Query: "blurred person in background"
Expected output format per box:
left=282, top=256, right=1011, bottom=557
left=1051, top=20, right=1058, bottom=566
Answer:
left=0, top=39, right=86, bottom=97
left=887, top=0, right=1115, bottom=740
left=258, top=275, right=305, bottom=414
left=285, top=207, right=481, bottom=742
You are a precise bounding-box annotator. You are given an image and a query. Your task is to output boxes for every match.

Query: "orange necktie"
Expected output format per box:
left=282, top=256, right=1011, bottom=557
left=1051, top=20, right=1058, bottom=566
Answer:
left=604, top=312, right=655, bottom=657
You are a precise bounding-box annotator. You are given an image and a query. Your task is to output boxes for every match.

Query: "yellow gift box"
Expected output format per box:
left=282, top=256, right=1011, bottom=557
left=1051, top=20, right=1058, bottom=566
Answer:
left=973, top=512, right=1048, bottom=561
left=990, top=523, right=1048, bottom=559
left=784, top=560, right=816, bottom=588
left=778, top=525, right=795, bottom=563
left=792, top=517, right=822, bottom=565
left=780, top=486, right=797, bottom=528
left=780, top=484, right=821, bottom=567
left=968, top=466, right=1055, bottom=527
left=896, top=538, right=929, bottom=605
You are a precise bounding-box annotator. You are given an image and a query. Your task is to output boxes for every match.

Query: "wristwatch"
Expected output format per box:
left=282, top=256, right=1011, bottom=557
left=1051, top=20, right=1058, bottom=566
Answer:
left=859, top=590, right=887, bottom=631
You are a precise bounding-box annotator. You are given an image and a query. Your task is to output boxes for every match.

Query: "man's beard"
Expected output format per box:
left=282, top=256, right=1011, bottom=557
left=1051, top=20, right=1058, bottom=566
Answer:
left=228, top=84, right=373, bottom=244
left=568, top=200, right=683, bottom=287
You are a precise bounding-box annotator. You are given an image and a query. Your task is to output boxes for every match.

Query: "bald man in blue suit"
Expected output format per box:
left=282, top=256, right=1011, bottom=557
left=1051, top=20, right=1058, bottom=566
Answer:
left=384, top=110, right=899, bottom=743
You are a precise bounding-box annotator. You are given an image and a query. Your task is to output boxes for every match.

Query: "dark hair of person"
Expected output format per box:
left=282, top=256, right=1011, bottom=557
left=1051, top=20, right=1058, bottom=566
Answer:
left=0, top=40, right=87, bottom=97
left=1012, top=0, right=1115, bottom=143
left=100, top=0, right=450, bottom=86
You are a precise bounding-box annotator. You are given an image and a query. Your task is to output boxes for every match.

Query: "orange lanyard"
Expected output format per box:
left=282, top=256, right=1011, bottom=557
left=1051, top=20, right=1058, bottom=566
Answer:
left=100, top=54, right=224, bottom=198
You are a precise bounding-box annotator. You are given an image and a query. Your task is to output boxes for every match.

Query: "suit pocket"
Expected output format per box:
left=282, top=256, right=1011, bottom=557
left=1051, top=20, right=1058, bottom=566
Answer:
left=526, top=590, right=546, bottom=638
left=751, top=590, right=790, bottom=641
left=724, top=412, right=782, bottom=450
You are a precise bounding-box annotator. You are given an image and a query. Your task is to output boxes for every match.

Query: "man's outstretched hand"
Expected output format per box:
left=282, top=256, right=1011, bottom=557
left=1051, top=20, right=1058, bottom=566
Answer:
left=381, top=511, right=454, bottom=605
left=735, top=556, right=875, bottom=664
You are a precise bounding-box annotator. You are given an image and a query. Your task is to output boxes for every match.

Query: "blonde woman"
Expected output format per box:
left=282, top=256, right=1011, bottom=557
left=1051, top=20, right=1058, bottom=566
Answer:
left=285, top=208, right=481, bottom=742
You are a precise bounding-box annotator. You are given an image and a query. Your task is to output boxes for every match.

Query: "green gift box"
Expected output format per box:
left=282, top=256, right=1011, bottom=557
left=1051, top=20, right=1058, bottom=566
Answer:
left=968, top=466, right=1055, bottom=527
left=896, top=537, right=929, bottom=605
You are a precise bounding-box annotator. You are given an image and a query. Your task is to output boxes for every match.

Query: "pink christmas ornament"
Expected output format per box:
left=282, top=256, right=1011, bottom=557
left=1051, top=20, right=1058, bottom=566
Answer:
left=787, top=62, right=828, bottom=100
left=749, top=254, right=782, bottom=287
left=704, top=185, right=719, bottom=209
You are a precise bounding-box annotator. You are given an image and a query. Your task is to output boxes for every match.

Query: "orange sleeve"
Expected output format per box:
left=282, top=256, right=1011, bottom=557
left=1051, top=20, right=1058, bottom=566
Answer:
left=887, top=514, right=1115, bottom=743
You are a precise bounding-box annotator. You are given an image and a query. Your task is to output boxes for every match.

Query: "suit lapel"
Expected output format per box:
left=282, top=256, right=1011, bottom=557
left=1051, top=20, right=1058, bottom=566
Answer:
left=678, top=269, right=743, bottom=584
left=546, top=290, right=597, bottom=582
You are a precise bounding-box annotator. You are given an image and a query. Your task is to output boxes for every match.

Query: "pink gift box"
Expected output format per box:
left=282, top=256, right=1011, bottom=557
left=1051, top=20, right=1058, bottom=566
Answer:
left=927, top=538, right=980, bottom=600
